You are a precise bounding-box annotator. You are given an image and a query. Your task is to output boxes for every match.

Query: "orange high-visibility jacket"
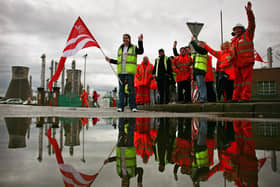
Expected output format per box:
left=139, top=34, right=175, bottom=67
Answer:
left=172, top=54, right=193, bottom=82
left=231, top=9, right=255, bottom=67
left=205, top=55, right=214, bottom=82
left=172, top=138, right=192, bottom=167
left=205, top=45, right=235, bottom=80
left=135, top=61, right=154, bottom=86
left=134, top=118, right=154, bottom=160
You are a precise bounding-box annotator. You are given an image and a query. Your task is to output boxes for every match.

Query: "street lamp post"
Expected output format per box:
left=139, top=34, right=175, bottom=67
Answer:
left=83, top=54, right=88, bottom=90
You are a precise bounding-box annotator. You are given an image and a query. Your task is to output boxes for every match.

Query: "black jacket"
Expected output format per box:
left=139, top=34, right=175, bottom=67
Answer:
left=191, top=40, right=208, bottom=76
left=152, top=55, right=173, bottom=78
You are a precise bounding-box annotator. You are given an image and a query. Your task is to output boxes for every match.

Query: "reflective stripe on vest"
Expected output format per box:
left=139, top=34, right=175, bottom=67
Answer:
left=193, top=54, right=207, bottom=71
left=155, top=56, right=169, bottom=77
left=217, top=56, right=232, bottom=66
left=192, top=149, right=209, bottom=168
left=236, top=33, right=254, bottom=54
left=117, top=45, right=137, bottom=74
left=138, top=64, right=153, bottom=80
left=176, top=55, right=192, bottom=71
left=116, top=147, right=136, bottom=177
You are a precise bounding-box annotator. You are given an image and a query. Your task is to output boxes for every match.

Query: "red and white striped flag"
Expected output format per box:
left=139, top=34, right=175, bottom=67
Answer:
left=48, top=17, right=100, bottom=91
left=80, top=117, right=88, bottom=126
left=254, top=50, right=269, bottom=63
left=46, top=129, right=98, bottom=186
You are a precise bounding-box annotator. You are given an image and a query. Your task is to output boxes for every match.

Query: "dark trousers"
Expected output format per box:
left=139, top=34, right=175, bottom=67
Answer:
left=156, top=76, right=169, bottom=104
left=118, top=118, right=136, bottom=146
left=217, top=78, right=234, bottom=101
left=118, top=74, right=136, bottom=109
left=206, top=81, right=216, bottom=102
left=177, top=80, right=191, bottom=103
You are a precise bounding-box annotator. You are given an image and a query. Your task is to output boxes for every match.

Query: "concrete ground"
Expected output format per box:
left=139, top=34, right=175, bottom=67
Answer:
left=1, top=102, right=280, bottom=122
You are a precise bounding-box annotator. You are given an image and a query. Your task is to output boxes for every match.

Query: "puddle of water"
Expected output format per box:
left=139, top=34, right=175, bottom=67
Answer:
left=0, top=117, right=280, bottom=186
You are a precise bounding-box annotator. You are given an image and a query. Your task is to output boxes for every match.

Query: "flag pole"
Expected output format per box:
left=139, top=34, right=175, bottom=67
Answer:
left=220, top=9, right=224, bottom=45
left=98, top=47, right=123, bottom=85
left=96, top=142, right=117, bottom=174
left=86, top=23, right=123, bottom=85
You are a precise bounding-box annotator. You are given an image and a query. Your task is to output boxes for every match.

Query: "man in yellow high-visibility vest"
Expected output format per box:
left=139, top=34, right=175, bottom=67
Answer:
left=106, top=34, right=144, bottom=112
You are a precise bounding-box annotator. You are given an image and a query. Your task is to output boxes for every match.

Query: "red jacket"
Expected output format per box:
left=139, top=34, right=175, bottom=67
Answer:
left=231, top=9, right=255, bottom=67
left=92, top=92, right=100, bottom=101
left=172, top=138, right=192, bottom=167
left=81, top=90, right=88, bottom=102
left=172, top=54, right=193, bottom=82
left=205, top=55, right=214, bottom=82
left=233, top=121, right=258, bottom=187
left=205, top=45, right=236, bottom=80
left=134, top=118, right=154, bottom=160
left=135, top=61, right=154, bottom=86
left=150, top=78, right=157, bottom=90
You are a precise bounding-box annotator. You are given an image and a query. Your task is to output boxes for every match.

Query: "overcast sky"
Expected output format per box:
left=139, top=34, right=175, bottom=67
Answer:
left=1, top=0, right=280, bottom=96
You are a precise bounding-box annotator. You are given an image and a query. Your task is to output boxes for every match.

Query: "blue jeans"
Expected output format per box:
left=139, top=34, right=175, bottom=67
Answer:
left=118, top=118, right=135, bottom=146
left=197, top=118, right=208, bottom=147
left=195, top=75, right=207, bottom=102
left=118, top=74, right=136, bottom=110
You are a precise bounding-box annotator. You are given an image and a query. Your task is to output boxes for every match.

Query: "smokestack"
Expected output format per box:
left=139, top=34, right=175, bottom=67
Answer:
left=29, top=75, right=32, bottom=97
left=61, top=67, right=65, bottom=95
left=40, top=54, right=46, bottom=89
left=267, top=47, right=273, bottom=68
left=54, top=61, right=58, bottom=87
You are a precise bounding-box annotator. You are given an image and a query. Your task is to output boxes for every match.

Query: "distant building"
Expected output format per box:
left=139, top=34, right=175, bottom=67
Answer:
left=212, top=67, right=280, bottom=100
left=251, top=68, right=280, bottom=100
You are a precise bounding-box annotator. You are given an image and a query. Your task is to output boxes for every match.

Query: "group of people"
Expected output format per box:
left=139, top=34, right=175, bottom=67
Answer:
left=80, top=90, right=100, bottom=107
left=105, top=1, right=256, bottom=111
left=104, top=117, right=264, bottom=187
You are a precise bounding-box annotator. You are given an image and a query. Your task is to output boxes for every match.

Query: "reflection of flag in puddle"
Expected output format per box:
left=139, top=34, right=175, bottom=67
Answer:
left=80, top=118, right=88, bottom=126
left=92, top=118, right=100, bottom=126
left=47, top=129, right=98, bottom=186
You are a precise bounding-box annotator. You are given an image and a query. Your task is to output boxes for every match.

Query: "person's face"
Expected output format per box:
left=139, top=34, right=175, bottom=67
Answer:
left=143, top=57, right=148, bottom=64
left=159, top=51, right=164, bottom=57
left=222, top=42, right=230, bottom=51
left=123, top=35, right=130, bottom=45
left=233, top=27, right=243, bottom=37
left=180, top=48, right=186, bottom=55
left=143, top=153, right=148, bottom=164
left=185, top=47, right=191, bottom=54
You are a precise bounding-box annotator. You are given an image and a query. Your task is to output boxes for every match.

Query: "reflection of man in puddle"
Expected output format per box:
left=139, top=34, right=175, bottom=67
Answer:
left=191, top=118, right=210, bottom=186
left=134, top=117, right=156, bottom=164
left=153, top=118, right=176, bottom=172
left=105, top=118, right=144, bottom=187
left=172, top=118, right=192, bottom=180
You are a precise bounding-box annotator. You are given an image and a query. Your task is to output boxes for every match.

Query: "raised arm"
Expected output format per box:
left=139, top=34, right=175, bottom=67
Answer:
left=245, top=1, right=255, bottom=40
left=205, top=44, right=221, bottom=58
left=173, top=41, right=179, bottom=56
left=136, top=34, right=144, bottom=54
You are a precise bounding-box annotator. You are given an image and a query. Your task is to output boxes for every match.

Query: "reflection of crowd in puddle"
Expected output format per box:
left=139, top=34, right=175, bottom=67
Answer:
left=105, top=117, right=265, bottom=187
left=4, top=117, right=270, bottom=186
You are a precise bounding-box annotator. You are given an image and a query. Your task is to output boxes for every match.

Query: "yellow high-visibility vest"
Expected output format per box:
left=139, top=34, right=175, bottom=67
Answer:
left=116, top=147, right=136, bottom=177
left=117, top=45, right=137, bottom=74
left=193, top=54, right=207, bottom=72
